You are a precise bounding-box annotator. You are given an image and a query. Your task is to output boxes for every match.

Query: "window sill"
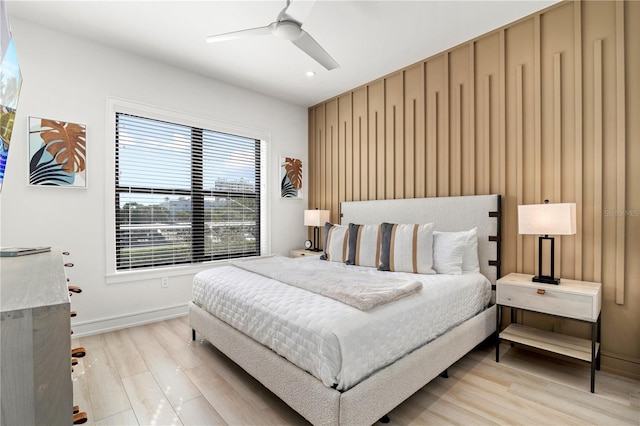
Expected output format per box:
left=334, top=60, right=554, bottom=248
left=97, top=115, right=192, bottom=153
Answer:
left=105, top=259, right=230, bottom=285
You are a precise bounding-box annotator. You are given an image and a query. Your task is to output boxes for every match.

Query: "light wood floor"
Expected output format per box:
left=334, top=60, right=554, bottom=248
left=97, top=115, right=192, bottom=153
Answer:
left=71, top=317, right=640, bottom=425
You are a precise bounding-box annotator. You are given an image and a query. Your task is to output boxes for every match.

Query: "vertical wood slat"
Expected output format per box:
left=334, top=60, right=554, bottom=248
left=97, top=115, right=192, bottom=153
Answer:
left=534, top=15, right=542, bottom=204
left=412, top=64, right=426, bottom=198
left=443, top=55, right=450, bottom=197
left=615, top=0, right=626, bottom=304
left=369, top=81, right=383, bottom=201
left=308, top=109, right=315, bottom=218
left=388, top=105, right=396, bottom=199
left=355, top=116, right=362, bottom=201
left=516, top=64, right=525, bottom=273
left=375, top=107, right=384, bottom=200
left=499, top=30, right=507, bottom=201
left=453, top=84, right=462, bottom=196
left=574, top=0, right=583, bottom=280
left=553, top=52, right=563, bottom=275
left=409, top=98, right=416, bottom=198
left=353, top=88, right=367, bottom=201
left=483, top=75, right=491, bottom=193
left=469, top=44, right=476, bottom=195
left=593, top=39, right=603, bottom=283
left=340, top=95, right=353, bottom=202
left=315, top=105, right=325, bottom=210
left=427, top=92, right=438, bottom=197
left=318, top=126, right=324, bottom=209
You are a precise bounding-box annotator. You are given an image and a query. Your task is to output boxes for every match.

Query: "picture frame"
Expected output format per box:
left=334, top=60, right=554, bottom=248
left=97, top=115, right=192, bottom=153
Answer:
left=280, top=156, right=302, bottom=199
left=28, top=116, right=87, bottom=188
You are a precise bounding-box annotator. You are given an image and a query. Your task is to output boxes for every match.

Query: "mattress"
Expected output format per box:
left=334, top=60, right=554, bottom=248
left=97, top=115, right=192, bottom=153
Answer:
left=192, top=256, right=492, bottom=391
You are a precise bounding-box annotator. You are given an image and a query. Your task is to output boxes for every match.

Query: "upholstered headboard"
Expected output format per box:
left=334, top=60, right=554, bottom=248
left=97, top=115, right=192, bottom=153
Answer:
left=340, top=195, right=502, bottom=285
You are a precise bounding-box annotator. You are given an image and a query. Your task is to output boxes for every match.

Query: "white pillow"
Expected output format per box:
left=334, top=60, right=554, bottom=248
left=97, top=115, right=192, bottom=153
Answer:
left=433, top=228, right=480, bottom=274
left=432, top=231, right=467, bottom=274
left=461, top=227, right=480, bottom=273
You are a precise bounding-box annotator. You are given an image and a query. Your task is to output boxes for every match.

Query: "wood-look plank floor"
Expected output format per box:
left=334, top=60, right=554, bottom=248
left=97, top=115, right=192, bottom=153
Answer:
left=72, top=317, right=640, bottom=425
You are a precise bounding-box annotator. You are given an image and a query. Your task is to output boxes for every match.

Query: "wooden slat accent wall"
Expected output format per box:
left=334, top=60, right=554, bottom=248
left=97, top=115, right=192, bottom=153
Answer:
left=308, top=0, right=640, bottom=379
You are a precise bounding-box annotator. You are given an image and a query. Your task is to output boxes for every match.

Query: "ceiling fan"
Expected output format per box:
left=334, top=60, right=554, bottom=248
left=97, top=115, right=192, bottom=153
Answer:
left=205, top=0, right=339, bottom=71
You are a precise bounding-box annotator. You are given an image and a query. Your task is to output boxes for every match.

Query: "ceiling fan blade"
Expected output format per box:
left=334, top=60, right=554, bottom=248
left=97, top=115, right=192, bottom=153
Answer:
left=292, top=29, right=339, bottom=70
left=281, top=0, right=316, bottom=25
left=206, top=23, right=275, bottom=44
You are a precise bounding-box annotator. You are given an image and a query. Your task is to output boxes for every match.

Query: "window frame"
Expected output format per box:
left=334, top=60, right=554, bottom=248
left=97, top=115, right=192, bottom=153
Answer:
left=105, top=97, right=270, bottom=284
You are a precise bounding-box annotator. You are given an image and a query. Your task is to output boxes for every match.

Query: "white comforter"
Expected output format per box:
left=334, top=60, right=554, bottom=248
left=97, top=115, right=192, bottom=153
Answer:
left=192, top=257, right=491, bottom=391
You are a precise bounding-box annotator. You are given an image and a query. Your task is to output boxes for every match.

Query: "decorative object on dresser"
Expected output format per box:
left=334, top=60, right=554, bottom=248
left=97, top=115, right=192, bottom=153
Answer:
left=496, top=272, right=602, bottom=393
left=0, top=246, right=51, bottom=257
left=304, top=208, right=330, bottom=252
left=1, top=249, right=73, bottom=424
left=518, top=200, right=576, bottom=285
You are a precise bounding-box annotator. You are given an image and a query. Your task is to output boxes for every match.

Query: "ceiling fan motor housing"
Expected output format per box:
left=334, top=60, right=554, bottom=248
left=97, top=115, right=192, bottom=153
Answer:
left=274, top=21, right=302, bottom=40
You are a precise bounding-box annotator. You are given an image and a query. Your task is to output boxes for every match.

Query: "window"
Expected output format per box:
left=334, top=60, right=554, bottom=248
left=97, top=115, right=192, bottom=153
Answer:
left=115, top=113, right=261, bottom=270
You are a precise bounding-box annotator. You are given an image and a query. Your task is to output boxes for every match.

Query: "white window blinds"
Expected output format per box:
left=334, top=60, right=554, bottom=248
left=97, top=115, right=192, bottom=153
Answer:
left=115, top=113, right=261, bottom=270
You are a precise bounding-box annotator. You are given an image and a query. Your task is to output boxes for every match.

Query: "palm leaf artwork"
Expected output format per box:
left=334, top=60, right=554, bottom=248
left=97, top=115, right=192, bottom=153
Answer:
left=29, top=118, right=86, bottom=187
left=281, top=157, right=302, bottom=198
left=281, top=174, right=297, bottom=198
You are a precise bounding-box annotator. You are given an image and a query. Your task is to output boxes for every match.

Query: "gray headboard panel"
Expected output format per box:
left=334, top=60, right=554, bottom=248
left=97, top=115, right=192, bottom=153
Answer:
left=340, top=195, right=502, bottom=285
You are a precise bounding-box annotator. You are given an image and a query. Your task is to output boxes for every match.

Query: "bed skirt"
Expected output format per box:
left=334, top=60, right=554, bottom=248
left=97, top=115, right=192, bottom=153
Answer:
left=189, top=301, right=496, bottom=426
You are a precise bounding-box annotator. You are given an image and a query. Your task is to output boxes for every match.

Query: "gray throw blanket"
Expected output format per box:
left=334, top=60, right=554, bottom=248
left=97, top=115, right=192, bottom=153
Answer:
left=231, top=255, right=422, bottom=311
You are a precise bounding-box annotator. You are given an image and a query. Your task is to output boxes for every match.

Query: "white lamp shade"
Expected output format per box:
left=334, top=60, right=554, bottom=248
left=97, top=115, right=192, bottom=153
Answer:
left=518, top=203, right=576, bottom=235
left=304, top=209, right=330, bottom=227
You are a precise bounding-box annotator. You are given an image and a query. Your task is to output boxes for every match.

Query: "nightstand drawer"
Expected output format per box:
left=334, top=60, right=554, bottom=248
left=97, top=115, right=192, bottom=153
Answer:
left=498, top=283, right=595, bottom=320
left=290, top=249, right=323, bottom=258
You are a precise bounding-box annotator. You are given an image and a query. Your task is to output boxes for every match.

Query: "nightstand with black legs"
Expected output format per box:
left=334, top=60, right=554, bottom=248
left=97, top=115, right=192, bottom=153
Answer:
left=496, top=273, right=602, bottom=393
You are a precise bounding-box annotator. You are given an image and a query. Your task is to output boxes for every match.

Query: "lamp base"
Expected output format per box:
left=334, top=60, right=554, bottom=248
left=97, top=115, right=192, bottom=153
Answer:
left=309, top=248, right=322, bottom=252
left=532, top=275, right=560, bottom=285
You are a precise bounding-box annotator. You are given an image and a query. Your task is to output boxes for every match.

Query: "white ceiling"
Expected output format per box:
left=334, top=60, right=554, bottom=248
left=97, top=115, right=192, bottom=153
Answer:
left=6, top=0, right=559, bottom=107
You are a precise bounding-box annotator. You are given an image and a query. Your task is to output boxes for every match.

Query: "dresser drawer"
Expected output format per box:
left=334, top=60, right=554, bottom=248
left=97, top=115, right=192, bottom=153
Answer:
left=497, top=281, right=599, bottom=322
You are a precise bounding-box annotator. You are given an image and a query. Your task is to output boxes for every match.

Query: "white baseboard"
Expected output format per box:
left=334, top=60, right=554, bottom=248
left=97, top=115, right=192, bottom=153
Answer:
left=71, top=303, right=188, bottom=338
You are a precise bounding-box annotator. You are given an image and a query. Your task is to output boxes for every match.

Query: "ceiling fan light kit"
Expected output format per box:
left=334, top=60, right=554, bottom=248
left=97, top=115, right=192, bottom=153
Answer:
left=206, top=0, right=339, bottom=71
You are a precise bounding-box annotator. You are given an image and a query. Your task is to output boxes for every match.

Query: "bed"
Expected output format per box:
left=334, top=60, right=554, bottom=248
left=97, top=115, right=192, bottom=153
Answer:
left=189, top=194, right=502, bottom=425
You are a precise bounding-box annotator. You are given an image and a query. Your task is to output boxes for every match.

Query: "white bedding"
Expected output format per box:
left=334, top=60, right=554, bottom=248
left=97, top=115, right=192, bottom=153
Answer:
left=192, top=256, right=491, bottom=391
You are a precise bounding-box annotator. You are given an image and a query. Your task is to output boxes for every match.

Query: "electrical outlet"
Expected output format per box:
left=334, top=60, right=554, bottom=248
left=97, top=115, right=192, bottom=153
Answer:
left=161, top=277, right=169, bottom=288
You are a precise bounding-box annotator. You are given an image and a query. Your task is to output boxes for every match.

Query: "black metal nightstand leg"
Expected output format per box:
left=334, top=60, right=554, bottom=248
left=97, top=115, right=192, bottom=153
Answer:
left=596, top=314, right=602, bottom=370
left=495, top=305, right=501, bottom=362
left=591, top=318, right=597, bottom=393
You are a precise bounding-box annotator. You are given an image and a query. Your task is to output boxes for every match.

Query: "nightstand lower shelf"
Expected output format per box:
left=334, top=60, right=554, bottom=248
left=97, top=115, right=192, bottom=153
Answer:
left=499, top=323, right=599, bottom=363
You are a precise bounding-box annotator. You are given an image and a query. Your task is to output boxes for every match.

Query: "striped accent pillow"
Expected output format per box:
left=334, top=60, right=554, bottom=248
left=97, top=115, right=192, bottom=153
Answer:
left=346, top=224, right=382, bottom=267
left=378, top=223, right=435, bottom=274
left=320, top=223, right=349, bottom=263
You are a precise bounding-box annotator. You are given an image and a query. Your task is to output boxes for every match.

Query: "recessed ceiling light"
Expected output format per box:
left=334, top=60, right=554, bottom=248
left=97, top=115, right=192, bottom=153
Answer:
left=306, top=71, right=316, bottom=77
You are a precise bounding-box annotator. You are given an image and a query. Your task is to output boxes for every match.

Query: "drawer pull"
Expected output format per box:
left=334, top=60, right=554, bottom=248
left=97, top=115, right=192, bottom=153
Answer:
left=537, top=289, right=546, bottom=295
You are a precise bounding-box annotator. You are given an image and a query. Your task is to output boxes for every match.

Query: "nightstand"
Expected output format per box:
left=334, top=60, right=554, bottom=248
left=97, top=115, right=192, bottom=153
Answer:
left=495, top=272, right=602, bottom=393
left=289, top=249, right=323, bottom=259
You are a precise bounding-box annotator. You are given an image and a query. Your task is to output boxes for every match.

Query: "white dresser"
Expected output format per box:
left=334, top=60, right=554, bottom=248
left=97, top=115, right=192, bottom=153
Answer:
left=1, top=249, right=73, bottom=425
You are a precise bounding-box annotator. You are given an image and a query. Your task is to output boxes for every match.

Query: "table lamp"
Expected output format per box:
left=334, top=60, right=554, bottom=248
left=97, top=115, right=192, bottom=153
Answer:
left=304, top=209, right=330, bottom=252
left=518, top=200, right=576, bottom=285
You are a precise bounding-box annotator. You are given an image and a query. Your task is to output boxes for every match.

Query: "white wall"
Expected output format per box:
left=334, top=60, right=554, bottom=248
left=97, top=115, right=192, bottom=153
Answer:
left=0, top=18, right=309, bottom=335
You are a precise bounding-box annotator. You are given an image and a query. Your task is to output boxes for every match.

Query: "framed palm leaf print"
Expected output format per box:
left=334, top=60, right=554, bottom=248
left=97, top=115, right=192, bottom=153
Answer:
left=29, top=117, right=87, bottom=188
left=280, top=156, right=302, bottom=199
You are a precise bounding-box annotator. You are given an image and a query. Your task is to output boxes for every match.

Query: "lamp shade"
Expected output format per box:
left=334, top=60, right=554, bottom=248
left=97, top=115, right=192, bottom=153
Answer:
left=304, top=209, right=330, bottom=227
left=518, top=203, right=576, bottom=235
